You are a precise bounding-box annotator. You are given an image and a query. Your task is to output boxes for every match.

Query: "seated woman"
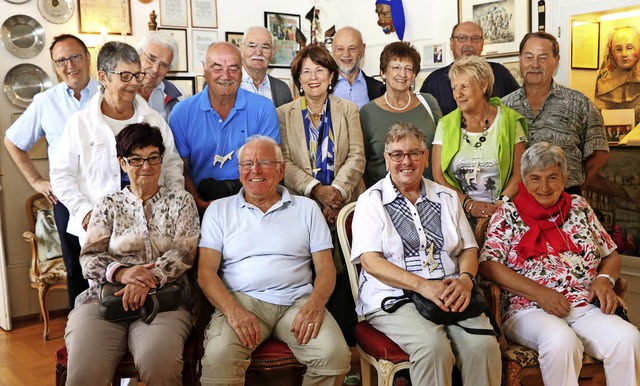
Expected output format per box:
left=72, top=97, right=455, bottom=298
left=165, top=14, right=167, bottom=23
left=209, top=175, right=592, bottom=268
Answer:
left=351, top=122, right=501, bottom=385
left=432, top=55, right=527, bottom=224
left=64, top=123, right=200, bottom=386
left=479, top=142, right=640, bottom=386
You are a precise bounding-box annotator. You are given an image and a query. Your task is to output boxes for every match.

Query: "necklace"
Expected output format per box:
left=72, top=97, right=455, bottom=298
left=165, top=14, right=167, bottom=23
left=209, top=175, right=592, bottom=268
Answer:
left=384, top=91, right=412, bottom=111
left=461, top=115, right=489, bottom=148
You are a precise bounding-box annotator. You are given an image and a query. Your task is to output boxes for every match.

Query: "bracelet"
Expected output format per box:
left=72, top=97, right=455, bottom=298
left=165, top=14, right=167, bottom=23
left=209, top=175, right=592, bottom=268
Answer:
left=497, top=195, right=510, bottom=202
left=596, top=273, right=615, bottom=287
left=465, top=201, right=474, bottom=215
left=460, top=271, right=476, bottom=283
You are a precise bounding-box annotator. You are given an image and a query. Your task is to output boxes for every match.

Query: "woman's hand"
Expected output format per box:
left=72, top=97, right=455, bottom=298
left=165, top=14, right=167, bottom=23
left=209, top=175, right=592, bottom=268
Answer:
left=118, top=263, right=159, bottom=289
left=115, top=283, right=151, bottom=311
left=467, top=200, right=498, bottom=218
left=534, top=286, right=571, bottom=317
left=440, top=276, right=473, bottom=312
left=311, top=185, right=343, bottom=209
left=290, top=298, right=324, bottom=345
left=415, top=279, right=449, bottom=312
left=588, top=275, right=627, bottom=314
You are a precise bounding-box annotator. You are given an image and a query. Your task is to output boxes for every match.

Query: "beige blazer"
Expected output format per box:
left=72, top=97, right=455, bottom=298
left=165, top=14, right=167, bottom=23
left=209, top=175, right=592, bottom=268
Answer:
left=277, top=95, right=366, bottom=203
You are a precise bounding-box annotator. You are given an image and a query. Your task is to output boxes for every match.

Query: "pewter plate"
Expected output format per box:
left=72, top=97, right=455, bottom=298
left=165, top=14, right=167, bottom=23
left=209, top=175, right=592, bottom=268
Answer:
left=3, top=0, right=32, bottom=4
left=1, top=14, right=45, bottom=58
left=37, top=0, right=75, bottom=25
left=3, top=63, right=52, bottom=108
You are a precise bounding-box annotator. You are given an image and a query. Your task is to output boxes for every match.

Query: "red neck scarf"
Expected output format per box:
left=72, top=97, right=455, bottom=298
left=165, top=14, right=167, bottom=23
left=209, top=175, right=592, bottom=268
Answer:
left=513, top=182, right=579, bottom=264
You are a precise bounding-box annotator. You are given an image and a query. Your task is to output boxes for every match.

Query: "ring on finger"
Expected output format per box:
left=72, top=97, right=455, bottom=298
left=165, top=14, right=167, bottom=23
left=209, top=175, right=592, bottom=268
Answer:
left=481, top=209, right=486, bottom=214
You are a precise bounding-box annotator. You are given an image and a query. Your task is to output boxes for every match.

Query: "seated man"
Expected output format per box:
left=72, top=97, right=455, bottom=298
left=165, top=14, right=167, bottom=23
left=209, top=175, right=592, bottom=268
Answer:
left=197, top=135, right=351, bottom=386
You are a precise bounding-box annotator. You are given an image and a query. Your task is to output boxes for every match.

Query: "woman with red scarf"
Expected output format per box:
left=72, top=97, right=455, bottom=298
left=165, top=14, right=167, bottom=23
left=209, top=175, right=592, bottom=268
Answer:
left=479, top=142, right=640, bottom=386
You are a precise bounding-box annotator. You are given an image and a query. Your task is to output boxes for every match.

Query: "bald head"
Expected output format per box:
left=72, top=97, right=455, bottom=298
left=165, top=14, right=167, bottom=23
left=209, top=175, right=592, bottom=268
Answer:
left=332, top=26, right=366, bottom=77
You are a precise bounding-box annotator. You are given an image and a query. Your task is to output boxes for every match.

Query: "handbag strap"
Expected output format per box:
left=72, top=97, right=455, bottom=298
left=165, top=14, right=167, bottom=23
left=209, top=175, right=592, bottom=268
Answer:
left=415, top=93, right=435, bottom=123
left=140, top=292, right=160, bottom=325
left=381, top=294, right=412, bottom=313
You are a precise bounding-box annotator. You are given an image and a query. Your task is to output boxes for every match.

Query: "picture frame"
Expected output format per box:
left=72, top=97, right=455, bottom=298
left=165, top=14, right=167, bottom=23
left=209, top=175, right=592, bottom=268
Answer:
left=458, top=0, right=531, bottom=58
left=158, top=28, right=189, bottom=73
left=264, top=11, right=301, bottom=68
left=602, top=109, right=636, bottom=146
left=191, top=0, right=217, bottom=29
left=78, top=0, right=132, bottom=35
left=420, top=42, right=446, bottom=68
left=225, top=31, right=244, bottom=48
left=191, top=29, right=218, bottom=73
left=196, top=75, right=206, bottom=93
left=503, top=60, right=524, bottom=86
left=166, top=76, right=195, bottom=97
left=159, top=0, right=187, bottom=28
left=571, top=21, right=600, bottom=69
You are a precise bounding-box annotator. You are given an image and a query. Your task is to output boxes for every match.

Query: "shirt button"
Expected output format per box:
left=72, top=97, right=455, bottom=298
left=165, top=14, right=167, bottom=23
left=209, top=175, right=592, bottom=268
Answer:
left=218, top=119, right=222, bottom=122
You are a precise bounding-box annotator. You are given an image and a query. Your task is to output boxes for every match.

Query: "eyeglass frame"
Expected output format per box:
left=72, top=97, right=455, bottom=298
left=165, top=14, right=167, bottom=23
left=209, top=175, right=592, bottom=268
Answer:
left=52, top=53, right=84, bottom=68
left=244, top=42, right=273, bottom=53
left=387, top=64, right=415, bottom=74
left=239, top=160, right=283, bottom=170
left=300, top=67, right=329, bottom=78
left=105, top=70, right=147, bottom=82
left=386, top=150, right=426, bottom=162
left=141, top=51, right=171, bottom=71
left=123, top=155, right=163, bottom=167
left=451, top=35, right=484, bottom=43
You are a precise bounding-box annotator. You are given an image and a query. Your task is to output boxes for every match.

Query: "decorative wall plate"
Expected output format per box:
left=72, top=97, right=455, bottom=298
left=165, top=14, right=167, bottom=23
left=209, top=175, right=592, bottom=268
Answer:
left=4, top=0, right=32, bottom=4
left=37, top=0, right=75, bottom=24
left=3, top=63, right=52, bottom=108
left=1, top=15, right=45, bottom=58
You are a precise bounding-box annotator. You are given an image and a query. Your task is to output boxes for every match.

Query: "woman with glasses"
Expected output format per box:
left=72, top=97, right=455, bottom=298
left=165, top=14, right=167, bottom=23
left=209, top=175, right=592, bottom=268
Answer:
left=360, top=42, right=443, bottom=188
left=351, top=122, right=501, bottom=385
left=431, top=55, right=527, bottom=227
left=64, top=123, right=200, bottom=386
left=51, top=41, right=184, bottom=243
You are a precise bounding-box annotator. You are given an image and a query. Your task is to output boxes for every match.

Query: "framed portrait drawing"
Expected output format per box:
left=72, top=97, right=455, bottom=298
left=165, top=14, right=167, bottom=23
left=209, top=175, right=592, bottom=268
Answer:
left=191, top=0, right=217, bottom=28
left=158, top=28, right=188, bottom=72
left=78, top=0, right=132, bottom=35
left=159, top=0, right=187, bottom=28
left=458, top=0, right=531, bottom=58
left=420, top=42, right=446, bottom=68
left=225, top=32, right=244, bottom=48
left=264, top=12, right=300, bottom=68
left=166, top=76, right=195, bottom=97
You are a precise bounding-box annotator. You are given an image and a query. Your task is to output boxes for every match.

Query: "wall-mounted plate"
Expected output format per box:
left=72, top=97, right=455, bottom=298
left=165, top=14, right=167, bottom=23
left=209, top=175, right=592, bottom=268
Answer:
left=1, top=14, right=45, bottom=58
left=4, top=0, right=32, bottom=4
left=3, top=63, right=52, bottom=108
left=38, top=0, right=75, bottom=24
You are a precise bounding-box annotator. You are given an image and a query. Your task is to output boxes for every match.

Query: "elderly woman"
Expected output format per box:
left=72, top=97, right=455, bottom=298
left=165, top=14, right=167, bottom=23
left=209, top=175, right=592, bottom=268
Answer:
left=479, top=142, right=640, bottom=386
left=277, top=44, right=365, bottom=226
left=51, top=41, right=183, bottom=241
left=360, top=42, right=442, bottom=187
left=432, top=55, right=527, bottom=223
left=595, top=26, right=640, bottom=109
left=351, top=122, right=501, bottom=385
left=64, top=123, right=200, bottom=385
left=136, top=31, right=184, bottom=121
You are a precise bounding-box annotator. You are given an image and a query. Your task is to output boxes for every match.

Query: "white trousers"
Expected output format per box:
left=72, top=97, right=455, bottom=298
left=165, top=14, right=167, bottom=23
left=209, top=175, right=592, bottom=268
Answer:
left=503, top=304, right=640, bottom=386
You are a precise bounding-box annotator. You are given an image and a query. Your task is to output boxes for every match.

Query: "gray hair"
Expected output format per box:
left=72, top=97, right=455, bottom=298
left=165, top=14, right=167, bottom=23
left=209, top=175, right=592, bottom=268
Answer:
left=521, top=142, right=567, bottom=179
left=449, top=55, right=494, bottom=100
left=242, top=26, right=273, bottom=46
left=237, top=135, right=284, bottom=163
left=97, top=41, right=140, bottom=74
left=135, top=32, right=179, bottom=69
left=384, top=122, right=426, bottom=152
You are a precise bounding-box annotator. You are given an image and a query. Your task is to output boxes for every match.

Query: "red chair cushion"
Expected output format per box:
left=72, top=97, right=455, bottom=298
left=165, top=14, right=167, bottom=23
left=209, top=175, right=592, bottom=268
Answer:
left=250, top=339, right=297, bottom=363
left=355, top=321, right=410, bottom=364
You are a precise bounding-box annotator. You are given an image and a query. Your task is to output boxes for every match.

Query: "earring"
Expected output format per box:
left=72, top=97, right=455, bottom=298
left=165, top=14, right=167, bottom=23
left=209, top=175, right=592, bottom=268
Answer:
left=299, top=86, right=304, bottom=95
left=328, top=83, right=332, bottom=91
left=382, top=78, right=386, bottom=85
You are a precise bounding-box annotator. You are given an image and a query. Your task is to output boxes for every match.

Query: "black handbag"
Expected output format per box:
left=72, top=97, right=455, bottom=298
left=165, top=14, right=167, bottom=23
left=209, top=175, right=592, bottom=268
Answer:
left=99, top=282, right=181, bottom=324
left=381, top=282, right=497, bottom=335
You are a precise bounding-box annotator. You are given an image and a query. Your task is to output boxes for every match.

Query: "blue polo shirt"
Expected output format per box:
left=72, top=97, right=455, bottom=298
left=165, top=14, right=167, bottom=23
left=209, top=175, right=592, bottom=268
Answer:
left=169, top=87, right=280, bottom=186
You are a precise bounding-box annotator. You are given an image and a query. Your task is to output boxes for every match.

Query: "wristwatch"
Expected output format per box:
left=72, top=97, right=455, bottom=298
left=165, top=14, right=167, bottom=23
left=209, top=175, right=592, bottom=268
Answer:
left=460, top=271, right=476, bottom=284
left=596, top=273, right=615, bottom=287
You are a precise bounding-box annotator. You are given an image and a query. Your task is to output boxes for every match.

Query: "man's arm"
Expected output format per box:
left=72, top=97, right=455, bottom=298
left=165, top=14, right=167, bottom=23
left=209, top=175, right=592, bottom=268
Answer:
left=197, top=247, right=261, bottom=348
left=583, top=150, right=609, bottom=189
left=4, top=136, right=56, bottom=204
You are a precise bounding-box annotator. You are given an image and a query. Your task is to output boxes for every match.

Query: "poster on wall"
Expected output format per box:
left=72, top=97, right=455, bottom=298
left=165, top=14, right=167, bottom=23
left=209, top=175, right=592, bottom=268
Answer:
left=192, top=29, right=218, bottom=72
left=160, top=0, right=188, bottom=28
left=264, top=12, right=300, bottom=68
left=78, top=0, right=132, bottom=34
left=158, top=28, right=189, bottom=72
left=191, top=0, right=217, bottom=29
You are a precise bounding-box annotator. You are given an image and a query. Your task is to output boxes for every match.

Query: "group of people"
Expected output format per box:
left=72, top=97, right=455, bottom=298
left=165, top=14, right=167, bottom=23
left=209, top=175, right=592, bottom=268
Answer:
left=4, top=18, right=640, bottom=386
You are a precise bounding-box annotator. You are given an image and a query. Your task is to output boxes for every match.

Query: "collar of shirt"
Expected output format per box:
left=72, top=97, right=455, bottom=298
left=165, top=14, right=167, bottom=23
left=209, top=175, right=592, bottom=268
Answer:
left=337, top=69, right=367, bottom=86
left=241, top=68, right=270, bottom=93
left=236, top=185, right=292, bottom=212
left=64, top=81, right=93, bottom=101
left=380, top=174, right=427, bottom=205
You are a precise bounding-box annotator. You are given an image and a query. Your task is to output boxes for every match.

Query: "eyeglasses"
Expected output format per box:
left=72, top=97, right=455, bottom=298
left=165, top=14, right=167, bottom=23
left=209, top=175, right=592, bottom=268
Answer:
left=452, top=35, right=483, bottom=43
left=386, top=150, right=425, bottom=162
left=142, top=51, right=170, bottom=71
left=123, top=155, right=163, bottom=167
left=245, top=42, right=272, bottom=52
left=387, top=65, right=414, bottom=74
left=52, top=53, right=83, bottom=67
left=239, top=160, right=283, bottom=170
left=300, top=67, right=328, bottom=78
left=105, top=70, right=147, bottom=82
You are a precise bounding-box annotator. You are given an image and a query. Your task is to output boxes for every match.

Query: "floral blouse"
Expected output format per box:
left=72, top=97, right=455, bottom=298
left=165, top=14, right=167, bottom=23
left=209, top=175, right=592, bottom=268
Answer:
left=479, top=195, right=616, bottom=322
left=76, top=186, right=200, bottom=306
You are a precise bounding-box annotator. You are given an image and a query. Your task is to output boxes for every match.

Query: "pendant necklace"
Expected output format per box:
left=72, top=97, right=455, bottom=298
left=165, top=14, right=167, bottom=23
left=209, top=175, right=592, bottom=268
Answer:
left=208, top=113, right=234, bottom=168
left=384, top=91, right=412, bottom=111
left=461, top=115, right=489, bottom=148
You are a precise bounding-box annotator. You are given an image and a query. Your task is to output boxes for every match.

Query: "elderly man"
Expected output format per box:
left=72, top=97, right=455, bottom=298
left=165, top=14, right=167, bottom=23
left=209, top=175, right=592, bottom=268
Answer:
left=4, top=34, right=98, bottom=309
left=136, top=31, right=184, bottom=121
left=502, top=32, right=609, bottom=194
left=198, top=135, right=351, bottom=386
left=169, top=42, right=280, bottom=214
left=240, top=26, right=292, bottom=107
left=420, top=21, right=519, bottom=115
left=331, top=26, right=385, bottom=109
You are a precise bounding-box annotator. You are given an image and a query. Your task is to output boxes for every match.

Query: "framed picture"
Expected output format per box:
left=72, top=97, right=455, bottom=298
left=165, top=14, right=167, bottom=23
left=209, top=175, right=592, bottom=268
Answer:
left=166, top=76, right=195, bottom=97
left=421, top=42, right=446, bottom=68
left=602, top=109, right=636, bottom=146
left=458, top=0, right=531, bottom=58
left=192, top=29, right=218, bottom=73
left=191, top=0, right=217, bottom=28
left=159, top=0, right=187, bottom=28
left=571, top=21, right=600, bottom=69
left=264, top=12, right=300, bottom=68
left=87, top=46, right=99, bottom=79
left=196, top=75, right=206, bottom=93
left=503, top=60, right=523, bottom=86
left=225, top=31, right=244, bottom=48
left=78, top=0, right=132, bottom=35
left=158, top=28, right=188, bottom=72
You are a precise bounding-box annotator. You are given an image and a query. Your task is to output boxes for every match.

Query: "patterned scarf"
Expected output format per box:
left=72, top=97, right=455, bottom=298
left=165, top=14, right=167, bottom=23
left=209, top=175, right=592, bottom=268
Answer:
left=301, top=97, right=335, bottom=185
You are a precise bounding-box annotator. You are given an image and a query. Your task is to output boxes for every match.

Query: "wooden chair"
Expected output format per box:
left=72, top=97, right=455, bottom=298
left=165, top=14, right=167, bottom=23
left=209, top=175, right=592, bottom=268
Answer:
left=24, top=193, right=67, bottom=340
left=336, top=202, right=411, bottom=386
left=475, top=217, right=629, bottom=386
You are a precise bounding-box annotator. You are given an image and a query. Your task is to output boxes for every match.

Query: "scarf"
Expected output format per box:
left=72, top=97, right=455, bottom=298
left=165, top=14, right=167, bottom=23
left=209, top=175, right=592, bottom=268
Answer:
left=301, top=97, right=335, bottom=185
left=513, top=182, right=579, bottom=264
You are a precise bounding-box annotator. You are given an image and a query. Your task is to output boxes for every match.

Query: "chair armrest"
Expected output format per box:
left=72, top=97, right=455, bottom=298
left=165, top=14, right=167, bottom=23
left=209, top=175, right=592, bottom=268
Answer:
left=615, top=277, right=628, bottom=299
left=478, top=278, right=507, bottom=350
left=23, top=231, right=42, bottom=279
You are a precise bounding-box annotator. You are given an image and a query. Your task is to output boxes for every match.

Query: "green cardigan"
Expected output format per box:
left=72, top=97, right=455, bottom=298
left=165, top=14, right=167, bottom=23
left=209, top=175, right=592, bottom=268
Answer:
left=438, top=97, right=528, bottom=194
